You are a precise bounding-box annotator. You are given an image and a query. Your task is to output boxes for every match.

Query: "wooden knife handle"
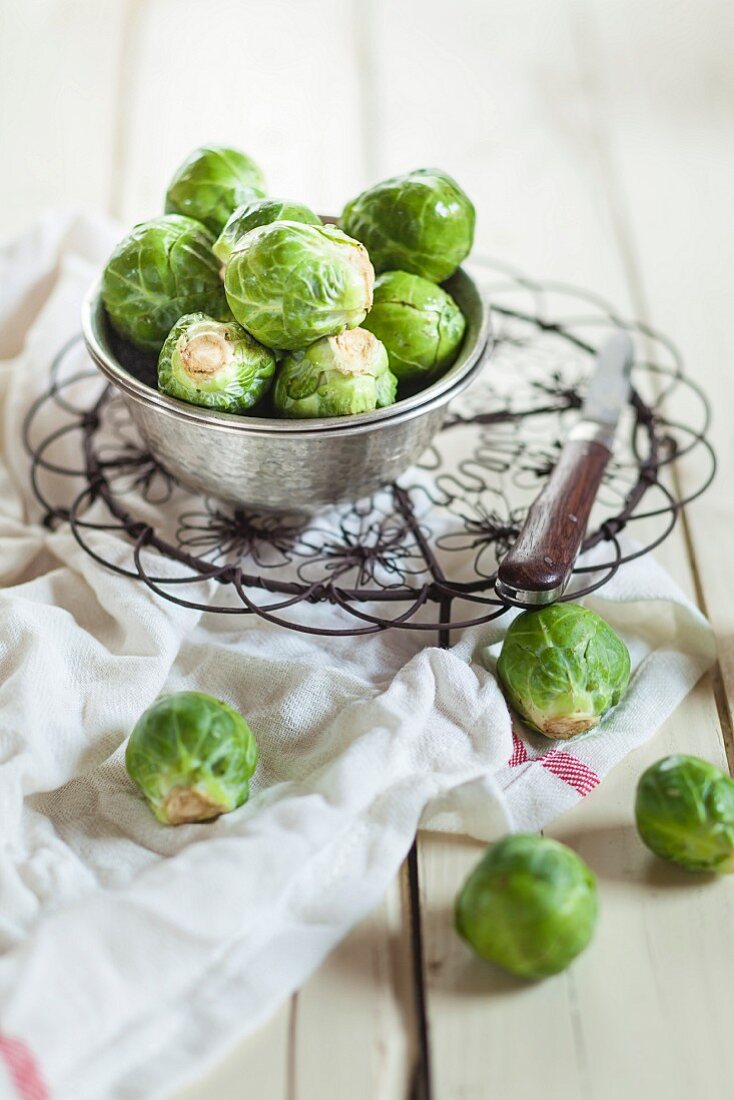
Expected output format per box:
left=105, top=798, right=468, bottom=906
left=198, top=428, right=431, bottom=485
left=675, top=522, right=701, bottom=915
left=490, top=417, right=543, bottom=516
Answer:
left=496, top=437, right=610, bottom=602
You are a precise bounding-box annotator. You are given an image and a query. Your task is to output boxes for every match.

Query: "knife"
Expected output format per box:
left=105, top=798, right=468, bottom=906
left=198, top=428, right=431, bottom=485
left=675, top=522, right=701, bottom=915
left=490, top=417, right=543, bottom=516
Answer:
left=495, top=330, right=634, bottom=608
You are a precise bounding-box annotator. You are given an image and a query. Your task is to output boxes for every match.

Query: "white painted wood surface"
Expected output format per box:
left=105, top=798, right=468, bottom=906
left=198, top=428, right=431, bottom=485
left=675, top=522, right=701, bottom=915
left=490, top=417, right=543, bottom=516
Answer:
left=1, top=1, right=732, bottom=1096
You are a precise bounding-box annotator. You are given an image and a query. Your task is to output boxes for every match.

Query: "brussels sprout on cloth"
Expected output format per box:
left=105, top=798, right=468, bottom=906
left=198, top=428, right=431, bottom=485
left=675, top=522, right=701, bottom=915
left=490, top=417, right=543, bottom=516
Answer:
left=362, top=269, right=466, bottom=382
left=342, top=168, right=475, bottom=281
left=157, top=313, right=275, bottom=413
left=101, top=215, right=227, bottom=353
left=496, top=603, right=631, bottom=739
left=165, top=144, right=266, bottom=235
left=635, top=755, right=734, bottom=872
left=455, top=834, right=598, bottom=979
left=273, top=328, right=396, bottom=418
left=126, top=691, right=259, bottom=824
left=214, top=198, right=321, bottom=265
left=225, top=221, right=374, bottom=350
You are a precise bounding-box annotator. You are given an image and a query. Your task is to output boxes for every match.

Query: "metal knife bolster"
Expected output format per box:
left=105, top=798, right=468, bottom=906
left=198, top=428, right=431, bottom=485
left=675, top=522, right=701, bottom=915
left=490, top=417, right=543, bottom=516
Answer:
left=566, top=419, right=617, bottom=451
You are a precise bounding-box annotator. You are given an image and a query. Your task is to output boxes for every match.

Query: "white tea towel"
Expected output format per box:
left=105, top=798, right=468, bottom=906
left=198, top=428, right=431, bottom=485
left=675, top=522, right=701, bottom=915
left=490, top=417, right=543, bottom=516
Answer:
left=0, top=215, right=716, bottom=1100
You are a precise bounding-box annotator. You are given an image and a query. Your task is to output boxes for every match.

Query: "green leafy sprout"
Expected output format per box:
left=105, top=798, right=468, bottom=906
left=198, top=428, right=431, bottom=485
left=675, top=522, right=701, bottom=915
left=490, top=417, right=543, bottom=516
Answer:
left=165, top=144, right=266, bottom=235
left=455, top=834, right=598, bottom=979
left=273, top=328, right=397, bottom=418
left=101, top=215, right=227, bottom=354
left=224, top=221, right=374, bottom=350
left=496, top=603, right=631, bottom=739
left=362, top=269, right=466, bottom=382
left=341, top=168, right=475, bottom=282
left=157, top=312, right=275, bottom=413
left=214, top=197, right=321, bottom=265
left=635, top=754, right=734, bottom=872
left=126, top=691, right=259, bottom=825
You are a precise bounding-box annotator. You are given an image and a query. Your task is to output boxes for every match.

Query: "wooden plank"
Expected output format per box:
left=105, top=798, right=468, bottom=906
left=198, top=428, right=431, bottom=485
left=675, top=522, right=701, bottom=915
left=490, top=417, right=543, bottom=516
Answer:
left=290, top=873, right=417, bottom=1100
left=547, top=681, right=734, bottom=1100
left=365, top=1, right=731, bottom=1097
left=579, top=0, right=734, bottom=734
left=420, top=674, right=731, bottom=1100
left=174, top=1001, right=291, bottom=1100
left=367, top=0, right=634, bottom=303
left=172, top=877, right=415, bottom=1100
left=0, top=0, right=131, bottom=236
left=115, top=0, right=368, bottom=227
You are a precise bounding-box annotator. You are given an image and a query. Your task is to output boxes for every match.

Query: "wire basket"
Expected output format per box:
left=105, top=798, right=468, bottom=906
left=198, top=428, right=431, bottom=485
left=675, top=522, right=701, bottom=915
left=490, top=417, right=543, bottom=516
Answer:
left=24, top=257, right=714, bottom=638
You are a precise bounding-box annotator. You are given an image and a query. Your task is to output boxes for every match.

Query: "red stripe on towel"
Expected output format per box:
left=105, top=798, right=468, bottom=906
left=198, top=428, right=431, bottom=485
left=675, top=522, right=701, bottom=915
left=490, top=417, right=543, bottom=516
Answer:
left=507, top=732, right=599, bottom=797
left=508, top=731, right=529, bottom=766
left=540, top=751, right=600, bottom=796
left=0, top=1035, right=48, bottom=1100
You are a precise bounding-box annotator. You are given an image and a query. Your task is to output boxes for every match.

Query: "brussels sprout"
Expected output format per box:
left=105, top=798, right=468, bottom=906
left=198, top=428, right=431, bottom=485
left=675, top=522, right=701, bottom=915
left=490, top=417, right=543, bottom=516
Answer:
left=362, top=270, right=466, bottom=383
left=225, top=221, right=374, bottom=350
left=157, top=313, right=275, bottom=413
left=496, top=603, right=630, bottom=739
left=126, top=691, right=258, bottom=825
left=273, top=328, right=396, bottom=418
left=341, top=168, right=475, bottom=282
left=455, top=834, right=598, bottom=979
left=101, top=215, right=227, bottom=353
left=165, top=144, right=266, bottom=235
left=635, top=755, right=734, bottom=872
left=214, top=198, right=321, bottom=265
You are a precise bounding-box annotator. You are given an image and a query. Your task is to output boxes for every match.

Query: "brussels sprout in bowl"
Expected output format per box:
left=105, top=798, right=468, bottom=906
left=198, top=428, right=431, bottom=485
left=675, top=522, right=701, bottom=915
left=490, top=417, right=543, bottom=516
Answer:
left=273, top=329, right=397, bottom=418
left=214, top=198, right=321, bottom=265
left=224, top=221, right=374, bottom=350
left=165, top=144, right=266, bottom=235
left=362, top=270, right=466, bottom=383
left=157, top=313, right=276, bottom=413
left=342, top=168, right=475, bottom=282
left=101, top=215, right=228, bottom=354
left=82, top=242, right=490, bottom=511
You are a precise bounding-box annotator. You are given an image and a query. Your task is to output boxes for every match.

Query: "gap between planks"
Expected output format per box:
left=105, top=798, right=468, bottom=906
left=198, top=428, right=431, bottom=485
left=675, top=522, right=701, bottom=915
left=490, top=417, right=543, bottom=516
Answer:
left=406, top=843, right=432, bottom=1100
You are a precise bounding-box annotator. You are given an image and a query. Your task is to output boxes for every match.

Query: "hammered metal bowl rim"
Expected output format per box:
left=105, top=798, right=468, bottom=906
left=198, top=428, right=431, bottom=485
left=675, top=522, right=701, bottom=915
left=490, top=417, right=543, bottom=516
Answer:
left=81, top=268, right=491, bottom=438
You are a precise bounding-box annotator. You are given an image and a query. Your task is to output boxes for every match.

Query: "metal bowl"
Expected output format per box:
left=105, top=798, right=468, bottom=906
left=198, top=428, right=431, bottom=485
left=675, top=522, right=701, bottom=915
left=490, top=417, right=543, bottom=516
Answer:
left=81, top=267, right=491, bottom=511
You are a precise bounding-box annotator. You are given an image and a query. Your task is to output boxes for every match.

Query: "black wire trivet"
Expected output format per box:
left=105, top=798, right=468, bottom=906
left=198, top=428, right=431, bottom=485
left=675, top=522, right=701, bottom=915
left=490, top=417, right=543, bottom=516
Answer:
left=23, top=257, right=715, bottom=638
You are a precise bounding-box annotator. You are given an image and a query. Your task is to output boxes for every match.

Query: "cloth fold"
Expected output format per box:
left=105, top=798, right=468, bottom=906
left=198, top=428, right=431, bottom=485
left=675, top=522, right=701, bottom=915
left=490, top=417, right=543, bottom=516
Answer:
left=0, top=215, right=715, bottom=1100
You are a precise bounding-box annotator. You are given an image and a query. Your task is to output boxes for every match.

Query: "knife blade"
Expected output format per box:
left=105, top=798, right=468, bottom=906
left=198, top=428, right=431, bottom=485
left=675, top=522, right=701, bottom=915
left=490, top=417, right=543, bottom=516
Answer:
left=495, top=330, right=634, bottom=608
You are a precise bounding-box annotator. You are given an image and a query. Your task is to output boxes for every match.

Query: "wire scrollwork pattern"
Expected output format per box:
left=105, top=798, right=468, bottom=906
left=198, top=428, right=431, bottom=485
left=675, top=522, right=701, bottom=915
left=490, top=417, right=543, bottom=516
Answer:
left=23, top=257, right=715, bottom=637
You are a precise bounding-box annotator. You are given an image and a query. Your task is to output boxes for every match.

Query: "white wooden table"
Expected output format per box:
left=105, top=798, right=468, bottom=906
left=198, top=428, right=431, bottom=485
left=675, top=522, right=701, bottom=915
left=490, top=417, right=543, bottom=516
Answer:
left=2, top=1, right=733, bottom=1096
